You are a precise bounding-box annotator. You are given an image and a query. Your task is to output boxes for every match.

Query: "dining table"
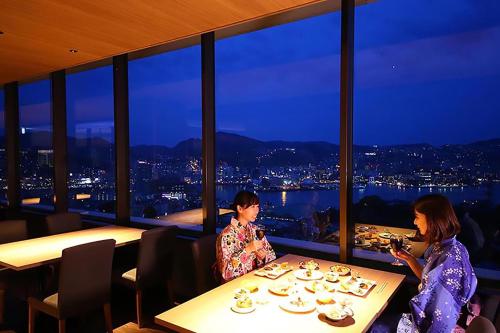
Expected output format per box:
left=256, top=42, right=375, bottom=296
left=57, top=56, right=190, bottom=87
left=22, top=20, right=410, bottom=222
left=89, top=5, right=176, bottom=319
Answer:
left=354, top=223, right=427, bottom=258
left=0, top=225, right=145, bottom=271
left=155, top=254, right=405, bottom=333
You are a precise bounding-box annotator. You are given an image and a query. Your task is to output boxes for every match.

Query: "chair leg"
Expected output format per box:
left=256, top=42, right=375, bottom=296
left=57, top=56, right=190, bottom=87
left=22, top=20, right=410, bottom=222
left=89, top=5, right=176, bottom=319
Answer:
left=0, top=289, right=4, bottom=324
left=103, top=302, right=113, bottom=333
left=166, top=278, right=175, bottom=307
left=58, top=319, right=66, bottom=333
left=136, top=290, right=143, bottom=328
left=28, top=303, right=37, bottom=333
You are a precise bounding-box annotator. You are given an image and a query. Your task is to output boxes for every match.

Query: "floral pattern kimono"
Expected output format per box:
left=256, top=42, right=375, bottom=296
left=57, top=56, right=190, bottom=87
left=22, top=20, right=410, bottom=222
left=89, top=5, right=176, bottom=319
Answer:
left=216, top=217, right=276, bottom=282
left=397, top=237, right=477, bottom=333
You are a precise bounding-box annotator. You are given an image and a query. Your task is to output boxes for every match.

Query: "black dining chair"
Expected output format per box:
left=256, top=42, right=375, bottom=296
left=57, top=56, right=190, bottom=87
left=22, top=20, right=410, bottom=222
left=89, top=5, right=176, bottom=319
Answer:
left=28, top=239, right=116, bottom=333
left=119, top=226, right=177, bottom=328
left=465, top=316, right=496, bottom=333
left=45, top=212, right=82, bottom=235
left=0, top=219, right=27, bottom=324
left=191, top=234, right=219, bottom=296
left=0, top=220, right=28, bottom=244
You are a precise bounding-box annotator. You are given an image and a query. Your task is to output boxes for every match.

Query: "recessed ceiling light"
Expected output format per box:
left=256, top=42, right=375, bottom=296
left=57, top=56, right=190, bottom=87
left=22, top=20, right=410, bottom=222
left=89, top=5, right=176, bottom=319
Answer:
left=69, top=49, right=78, bottom=53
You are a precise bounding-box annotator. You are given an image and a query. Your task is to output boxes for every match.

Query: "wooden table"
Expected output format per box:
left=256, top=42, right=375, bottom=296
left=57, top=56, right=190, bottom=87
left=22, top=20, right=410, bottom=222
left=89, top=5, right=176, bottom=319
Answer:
left=0, top=225, right=145, bottom=271
left=155, top=254, right=405, bottom=333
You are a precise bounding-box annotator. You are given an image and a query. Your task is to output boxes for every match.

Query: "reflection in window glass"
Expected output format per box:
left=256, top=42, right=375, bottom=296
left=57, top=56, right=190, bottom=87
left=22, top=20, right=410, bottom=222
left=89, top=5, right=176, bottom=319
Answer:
left=354, top=0, right=500, bottom=275
left=19, top=80, right=53, bottom=208
left=0, top=90, right=5, bottom=202
left=129, top=46, right=202, bottom=229
left=216, top=13, right=341, bottom=246
left=66, top=66, right=115, bottom=216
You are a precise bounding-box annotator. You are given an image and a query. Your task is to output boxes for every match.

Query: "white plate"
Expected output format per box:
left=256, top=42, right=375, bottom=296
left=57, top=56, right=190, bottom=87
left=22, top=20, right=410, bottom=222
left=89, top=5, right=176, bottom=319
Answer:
left=378, top=232, right=392, bottom=239
left=231, top=305, right=256, bottom=314
left=279, top=296, right=316, bottom=313
left=293, top=269, right=324, bottom=281
left=319, top=304, right=353, bottom=321
left=268, top=283, right=293, bottom=296
left=305, top=280, right=336, bottom=293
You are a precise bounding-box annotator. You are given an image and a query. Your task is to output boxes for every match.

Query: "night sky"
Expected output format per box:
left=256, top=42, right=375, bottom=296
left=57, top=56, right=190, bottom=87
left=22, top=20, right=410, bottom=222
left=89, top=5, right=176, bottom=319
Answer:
left=6, top=0, right=500, bottom=147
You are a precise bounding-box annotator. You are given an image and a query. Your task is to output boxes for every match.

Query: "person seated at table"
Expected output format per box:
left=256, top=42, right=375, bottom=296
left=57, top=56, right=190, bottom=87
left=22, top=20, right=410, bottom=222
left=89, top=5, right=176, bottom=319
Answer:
left=391, top=194, right=477, bottom=333
left=216, top=191, right=276, bottom=282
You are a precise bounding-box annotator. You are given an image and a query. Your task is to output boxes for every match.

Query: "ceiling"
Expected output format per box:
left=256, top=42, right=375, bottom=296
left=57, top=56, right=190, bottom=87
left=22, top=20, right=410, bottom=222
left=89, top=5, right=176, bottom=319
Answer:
left=0, top=0, right=367, bottom=85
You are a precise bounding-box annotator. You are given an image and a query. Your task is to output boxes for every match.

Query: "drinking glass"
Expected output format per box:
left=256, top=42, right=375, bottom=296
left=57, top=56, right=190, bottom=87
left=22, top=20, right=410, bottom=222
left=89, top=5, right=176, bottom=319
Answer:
left=390, top=234, right=404, bottom=266
left=255, top=224, right=266, bottom=240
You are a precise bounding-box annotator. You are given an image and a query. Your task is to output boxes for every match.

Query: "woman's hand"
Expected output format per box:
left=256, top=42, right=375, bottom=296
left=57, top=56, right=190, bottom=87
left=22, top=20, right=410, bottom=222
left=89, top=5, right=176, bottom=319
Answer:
left=245, top=240, right=263, bottom=253
left=255, top=248, right=267, bottom=260
left=390, top=248, right=415, bottom=262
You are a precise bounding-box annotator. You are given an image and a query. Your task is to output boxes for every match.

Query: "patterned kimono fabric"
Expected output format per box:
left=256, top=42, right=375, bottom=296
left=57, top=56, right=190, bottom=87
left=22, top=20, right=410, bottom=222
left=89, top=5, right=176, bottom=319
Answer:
left=397, top=237, right=477, bottom=333
left=216, top=217, right=276, bottom=282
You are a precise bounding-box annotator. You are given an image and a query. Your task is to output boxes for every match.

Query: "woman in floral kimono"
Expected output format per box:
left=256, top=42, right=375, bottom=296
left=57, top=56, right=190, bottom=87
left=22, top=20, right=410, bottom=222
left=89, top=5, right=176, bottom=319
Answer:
left=216, top=191, right=276, bottom=282
left=392, top=194, right=477, bottom=333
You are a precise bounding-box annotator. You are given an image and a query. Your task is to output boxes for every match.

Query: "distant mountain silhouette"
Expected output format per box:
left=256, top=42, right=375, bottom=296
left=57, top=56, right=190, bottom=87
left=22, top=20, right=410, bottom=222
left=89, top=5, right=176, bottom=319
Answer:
left=4, top=130, right=500, bottom=173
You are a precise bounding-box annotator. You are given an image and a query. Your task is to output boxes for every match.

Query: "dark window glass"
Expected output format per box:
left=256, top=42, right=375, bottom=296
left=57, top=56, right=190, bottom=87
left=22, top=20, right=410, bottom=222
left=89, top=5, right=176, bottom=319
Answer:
left=66, top=66, right=115, bottom=217
left=216, top=14, right=341, bottom=248
left=354, top=0, right=500, bottom=276
left=0, top=90, right=5, bottom=202
left=19, top=80, right=53, bottom=208
left=129, top=46, right=202, bottom=229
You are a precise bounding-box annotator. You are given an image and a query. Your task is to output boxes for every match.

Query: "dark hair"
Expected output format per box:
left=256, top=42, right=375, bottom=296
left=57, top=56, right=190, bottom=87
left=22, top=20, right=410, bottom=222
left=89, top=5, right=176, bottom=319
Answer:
left=230, top=191, right=259, bottom=213
left=413, top=194, right=461, bottom=244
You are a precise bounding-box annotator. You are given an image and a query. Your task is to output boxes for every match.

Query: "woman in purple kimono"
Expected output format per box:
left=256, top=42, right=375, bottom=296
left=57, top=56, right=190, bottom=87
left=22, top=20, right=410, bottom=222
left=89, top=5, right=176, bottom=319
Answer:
left=391, top=194, right=477, bottom=333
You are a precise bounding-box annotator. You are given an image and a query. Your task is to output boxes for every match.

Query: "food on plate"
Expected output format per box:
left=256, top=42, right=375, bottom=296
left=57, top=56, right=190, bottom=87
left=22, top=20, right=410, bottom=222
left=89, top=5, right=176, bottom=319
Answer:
left=280, top=261, right=289, bottom=269
left=329, top=265, right=351, bottom=276
left=306, top=269, right=313, bottom=277
left=325, top=272, right=339, bottom=282
left=269, top=283, right=292, bottom=296
left=316, top=291, right=334, bottom=304
left=307, top=281, right=335, bottom=293
left=241, top=280, right=258, bottom=293
left=299, top=260, right=319, bottom=270
left=234, top=288, right=250, bottom=299
left=236, top=296, right=253, bottom=308
left=359, top=282, right=369, bottom=289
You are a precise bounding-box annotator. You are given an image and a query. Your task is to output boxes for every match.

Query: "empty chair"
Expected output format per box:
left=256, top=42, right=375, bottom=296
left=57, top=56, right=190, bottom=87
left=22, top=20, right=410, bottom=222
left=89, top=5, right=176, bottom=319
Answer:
left=0, top=220, right=27, bottom=244
left=0, top=220, right=27, bottom=324
left=191, top=234, right=219, bottom=296
left=28, top=239, right=116, bottom=333
left=45, top=212, right=82, bottom=235
left=465, top=315, right=496, bottom=333
left=119, top=226, right=177, bottom=328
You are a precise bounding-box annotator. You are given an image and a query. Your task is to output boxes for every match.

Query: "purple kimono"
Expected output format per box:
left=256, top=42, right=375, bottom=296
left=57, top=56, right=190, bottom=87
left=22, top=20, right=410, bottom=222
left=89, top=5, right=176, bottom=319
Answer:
left=397, top=237, right=477, bottom=333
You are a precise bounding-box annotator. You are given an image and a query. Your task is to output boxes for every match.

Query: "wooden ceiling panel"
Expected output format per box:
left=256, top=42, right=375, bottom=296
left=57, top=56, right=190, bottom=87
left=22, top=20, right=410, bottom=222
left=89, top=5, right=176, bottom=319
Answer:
left=0, top=0, right=357, bottom=84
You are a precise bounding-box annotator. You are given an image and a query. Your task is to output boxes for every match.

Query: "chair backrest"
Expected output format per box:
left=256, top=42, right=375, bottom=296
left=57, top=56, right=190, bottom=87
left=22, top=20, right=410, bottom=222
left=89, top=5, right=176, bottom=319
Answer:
left=0, top=219, right=27, bottom=244
left=58, top=239, right=116, bottom=319
left=465, top=316, right=496, bottom=333
left=191, top=234, right=218, bottom=295
left=136, top=226, right=178, bottom=290
left=45, top=212, right=82, bottom=235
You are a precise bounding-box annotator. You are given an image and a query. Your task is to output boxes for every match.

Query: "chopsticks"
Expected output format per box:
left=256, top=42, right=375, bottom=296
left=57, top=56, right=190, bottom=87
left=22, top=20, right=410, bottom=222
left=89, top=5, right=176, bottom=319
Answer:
left=377, top=281, right=388, bottom=294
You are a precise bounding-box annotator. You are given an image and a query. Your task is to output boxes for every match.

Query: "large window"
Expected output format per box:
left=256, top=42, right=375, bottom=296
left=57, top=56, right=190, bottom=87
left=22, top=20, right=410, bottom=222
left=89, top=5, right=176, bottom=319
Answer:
left=354, top=0, right=500, bottom=275
left=66, top=66, right=115, bottom=216
left=0, top=90, right=5, bottom=202
left=19, top=79, right=53, bottom=208
left=215, top=14, right=341, bottom=247
left=129, top=46, right=202, bottom=229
